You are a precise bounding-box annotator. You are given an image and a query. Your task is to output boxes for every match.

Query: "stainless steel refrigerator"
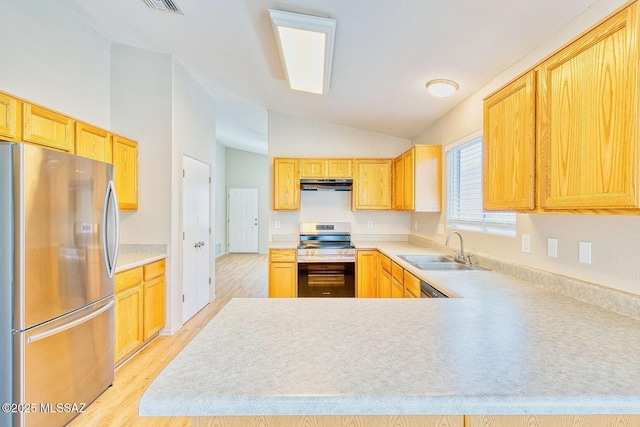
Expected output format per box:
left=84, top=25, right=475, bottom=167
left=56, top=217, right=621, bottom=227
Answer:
left=0, top=142, right=119, bottom=427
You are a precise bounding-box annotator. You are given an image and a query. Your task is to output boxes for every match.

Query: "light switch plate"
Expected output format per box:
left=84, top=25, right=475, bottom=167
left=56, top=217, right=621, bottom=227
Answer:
left=547, top=238, right=558, bottom=258
left=367, top=221, right=373, bottom=229
left=522, top=234, right=531, bottom=254
left=414, top=221, right=418, bottom=231
left=437, top=224, right=444, bottom=235
left=275, top=220, right=281, bottom=229
left=579, top=241, right=592, bottom=264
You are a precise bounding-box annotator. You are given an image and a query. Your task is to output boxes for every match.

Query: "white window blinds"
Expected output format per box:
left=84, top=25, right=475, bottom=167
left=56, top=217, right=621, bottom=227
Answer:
left=447, top=137, right=516, bottom=233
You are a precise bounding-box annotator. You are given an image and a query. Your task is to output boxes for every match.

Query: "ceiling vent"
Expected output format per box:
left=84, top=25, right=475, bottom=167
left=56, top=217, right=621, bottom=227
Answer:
left=143, top=0, right=183, bottom=15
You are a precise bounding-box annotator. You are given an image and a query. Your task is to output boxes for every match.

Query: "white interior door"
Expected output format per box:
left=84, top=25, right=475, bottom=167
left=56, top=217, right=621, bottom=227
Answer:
left=182, top=155, right=210, bottom=324
left=227, top=188, right=259, bottom=253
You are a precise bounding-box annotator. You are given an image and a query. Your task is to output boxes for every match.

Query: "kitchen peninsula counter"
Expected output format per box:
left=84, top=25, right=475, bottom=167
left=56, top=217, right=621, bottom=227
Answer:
left=140, top=241, right=640, bottom=420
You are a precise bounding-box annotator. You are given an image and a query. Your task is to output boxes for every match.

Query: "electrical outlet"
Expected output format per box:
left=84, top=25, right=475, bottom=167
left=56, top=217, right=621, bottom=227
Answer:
left=437, top=224, right=444, bottom=235
left=367, top=221, right=373, bottom=229
left=522, top=234, right=531, bottom=254
left=275, top=220, right=281, bottom=229
left=547, top=238, right=558, bottom=258
left=579, top=241, right=592, bottom=264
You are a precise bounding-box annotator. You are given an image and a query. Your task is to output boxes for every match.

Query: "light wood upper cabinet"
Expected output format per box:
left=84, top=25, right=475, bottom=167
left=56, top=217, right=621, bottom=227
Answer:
left=113, top=135, right=139, bottom=211
left=0, top=92, right=20, bottom=141
left=300, top=158, right=353, bottom=178
left=75, top=122, right=112, bottom=163
left=274, top=158, right=300, bottom=210
left=356, top=250, right=377, bottom=298
left=538, top=3, right=639, bottom=210
left=22, top=103, right=74, bottom=152
left=393, top=145, right=442, bottom=212
left=352, top=159, right=392, bottom=210
left=483, top=71, right=536, bottom=211
left=269, top=249, right=297, bottom=298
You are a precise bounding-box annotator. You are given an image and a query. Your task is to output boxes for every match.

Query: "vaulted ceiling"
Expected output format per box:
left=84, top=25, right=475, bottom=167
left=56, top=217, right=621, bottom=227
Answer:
left=70, top=0, right=599, bottom=154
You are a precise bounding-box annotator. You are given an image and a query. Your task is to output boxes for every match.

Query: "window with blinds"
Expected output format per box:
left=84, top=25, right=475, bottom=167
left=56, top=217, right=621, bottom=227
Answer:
left=447, top=136, right=516, bottom=233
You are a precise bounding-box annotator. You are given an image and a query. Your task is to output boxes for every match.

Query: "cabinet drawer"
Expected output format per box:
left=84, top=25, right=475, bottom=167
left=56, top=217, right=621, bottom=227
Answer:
left=379, top=254, right=391, bottom=273
left=144, top=259, right=166, bottom=280
left=403, top=270, right=420, bottom=298
left=116, top=267, right=143, bottom=292
left=269, top=249, right=297, bottom=263
left=392, top=262, right=404, bottom=283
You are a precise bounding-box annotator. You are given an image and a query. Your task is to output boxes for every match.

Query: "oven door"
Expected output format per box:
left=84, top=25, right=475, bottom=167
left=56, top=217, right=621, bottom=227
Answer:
left=298, top=262, right=355, bottom=298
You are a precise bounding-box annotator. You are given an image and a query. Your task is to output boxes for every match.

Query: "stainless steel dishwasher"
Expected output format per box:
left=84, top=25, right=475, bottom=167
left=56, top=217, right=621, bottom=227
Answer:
left=420, top=281, right=448, bottom=298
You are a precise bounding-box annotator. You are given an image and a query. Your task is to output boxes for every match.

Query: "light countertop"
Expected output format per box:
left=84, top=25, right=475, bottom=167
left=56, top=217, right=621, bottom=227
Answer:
left=115, top=244, right=167, bottom=273
left=140, top=241, right=640, bottom=416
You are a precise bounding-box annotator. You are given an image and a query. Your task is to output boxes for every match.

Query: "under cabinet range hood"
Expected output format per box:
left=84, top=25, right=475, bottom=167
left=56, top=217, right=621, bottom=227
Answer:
left=300, top=178, right=353, bottom=191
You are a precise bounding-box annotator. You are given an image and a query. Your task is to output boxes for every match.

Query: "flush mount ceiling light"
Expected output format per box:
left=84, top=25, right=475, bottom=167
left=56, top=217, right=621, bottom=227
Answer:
left=269, top=9, right=336, bottom=95
left=426, top=79, right=459, bottom=97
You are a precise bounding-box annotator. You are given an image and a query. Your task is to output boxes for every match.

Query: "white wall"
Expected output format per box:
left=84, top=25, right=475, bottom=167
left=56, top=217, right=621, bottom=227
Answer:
left=268, top=110, right=412, bottom=237
left=412, top=0, right=640, bottom=296
left=226, top=148, right=269, bottom=254
left=111, top=45, right=217, bottom=333
left=0, top=0, right=111, bottom=127
left=215, top=142, right=227, bottom=257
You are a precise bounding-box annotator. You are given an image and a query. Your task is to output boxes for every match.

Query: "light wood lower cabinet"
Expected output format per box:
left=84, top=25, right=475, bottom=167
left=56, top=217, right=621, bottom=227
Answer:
left=377, top=254, right=392, bottom=298
left=403, top=270, right=420, bottom=298
left=391, top=262, right=404, bottom=298
left=356, top=250, right=377, bottom=298
left=115, top=258, right=166, bottom=365
left=269, top=249, right=297, bottom=298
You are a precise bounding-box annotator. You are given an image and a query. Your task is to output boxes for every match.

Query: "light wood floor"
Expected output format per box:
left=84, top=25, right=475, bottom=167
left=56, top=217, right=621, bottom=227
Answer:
left=68, top=253, right=268, bottom=427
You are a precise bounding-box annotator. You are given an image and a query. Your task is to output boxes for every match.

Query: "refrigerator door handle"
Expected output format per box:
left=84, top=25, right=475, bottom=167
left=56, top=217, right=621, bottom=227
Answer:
left=27, top=300, right=114, bottom=344
left=103, top=180, right=120, bottom=278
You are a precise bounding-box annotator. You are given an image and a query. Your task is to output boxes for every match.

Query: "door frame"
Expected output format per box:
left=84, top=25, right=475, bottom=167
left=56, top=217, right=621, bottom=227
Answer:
left=179, top=151, right=213, bottom=326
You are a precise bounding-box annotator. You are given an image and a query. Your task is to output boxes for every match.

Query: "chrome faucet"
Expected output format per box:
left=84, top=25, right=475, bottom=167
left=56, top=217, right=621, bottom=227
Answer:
left=445, top=231, right=470, bottom=264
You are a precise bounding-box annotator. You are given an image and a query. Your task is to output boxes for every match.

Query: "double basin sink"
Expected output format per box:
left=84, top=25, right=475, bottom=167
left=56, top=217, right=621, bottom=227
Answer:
left=398, top=254, right=487, bottom=271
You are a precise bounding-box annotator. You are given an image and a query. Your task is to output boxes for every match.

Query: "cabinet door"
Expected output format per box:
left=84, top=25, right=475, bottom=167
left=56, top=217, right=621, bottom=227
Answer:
left=327, top=159, right=352, bottom=178
left=352, top=159, right=392, bottom=210
left=392, top=156, right=405, bottom=210
left=356, top=250, right=377, bottom=298
left=414, top=145, right=442, bottom=212
left=274, top=158, right=300, bottom=210
left=75, top=122, right=112, bottom=163
left=143, top=275, right=166, bottom=340
left=403, top=150, right=415, bottom=210
left=269, top=262, right=297, bottom=297
left=115, top=283, right=144, bottom=363
left=484, top=71, right=536, bottom=210
left=538, top=4, right=639, bottom=209
left=378, top=268, right=391, bottom=298
left=403, top=270, right=420, bottom=298
left=113, top=135, right=139, bottom=210
left=0, top=92, right=20, bottom=141
left=300, top=159, right=326, bottom=178
left=23, top=103, right=74, bottom=152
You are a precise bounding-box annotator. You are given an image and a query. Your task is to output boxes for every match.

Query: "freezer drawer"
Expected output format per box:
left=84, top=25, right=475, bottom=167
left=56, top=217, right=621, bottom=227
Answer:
left=13, top=297, right=114, bottom=427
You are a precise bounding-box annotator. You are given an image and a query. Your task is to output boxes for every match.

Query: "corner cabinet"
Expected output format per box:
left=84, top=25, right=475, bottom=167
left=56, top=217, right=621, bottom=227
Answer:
left=115, top=258, right=166, bottom=365
left=352, top=159, right=392, bottom=210
left=273, top=158, right=300, bottom=210
left=483, top=71, right=536, bottom=211
left=113, top=135, right=139, bottom=211
left=269, top=249, right=297, bottom=297
left=393, top=145, right=442, bottom=212
left=538, top=2, right=640, bottom=211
